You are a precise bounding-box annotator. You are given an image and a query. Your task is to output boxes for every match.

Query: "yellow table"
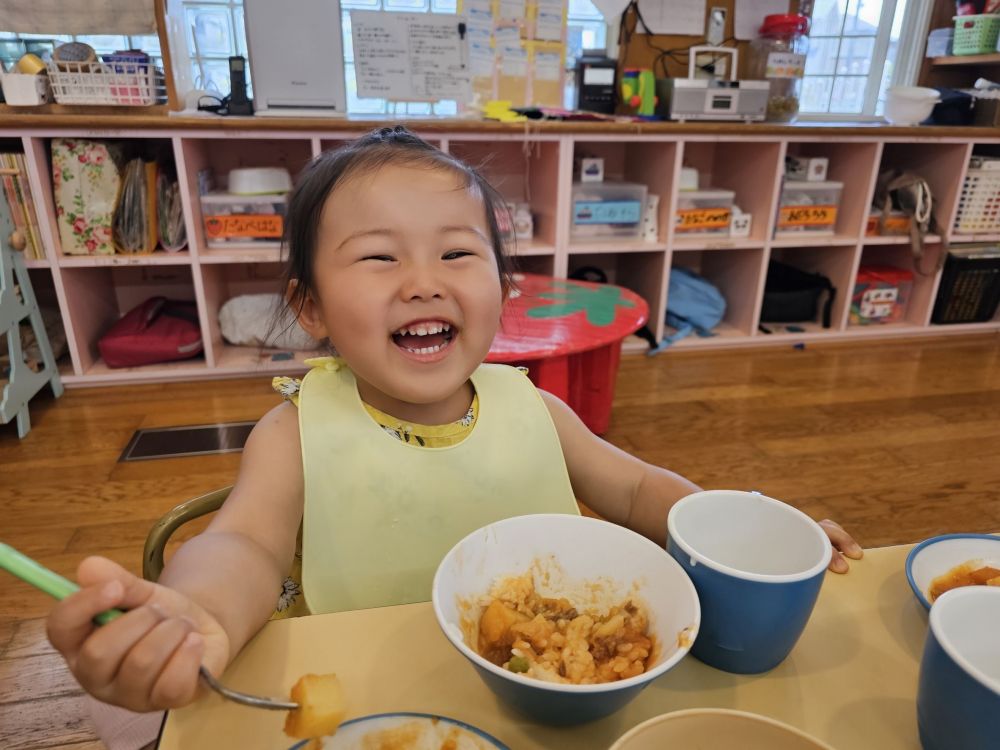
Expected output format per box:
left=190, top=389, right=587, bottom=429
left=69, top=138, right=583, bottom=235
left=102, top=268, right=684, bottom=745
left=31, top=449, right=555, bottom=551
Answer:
left=160, top=543, right=929, bottom=749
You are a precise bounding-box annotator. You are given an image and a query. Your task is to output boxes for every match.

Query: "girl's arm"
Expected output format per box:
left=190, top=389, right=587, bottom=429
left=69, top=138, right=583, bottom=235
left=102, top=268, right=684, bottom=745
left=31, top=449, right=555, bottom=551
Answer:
left=47, top=402, right=305, bottom=711
left=539, top=391, right=862, bottom=572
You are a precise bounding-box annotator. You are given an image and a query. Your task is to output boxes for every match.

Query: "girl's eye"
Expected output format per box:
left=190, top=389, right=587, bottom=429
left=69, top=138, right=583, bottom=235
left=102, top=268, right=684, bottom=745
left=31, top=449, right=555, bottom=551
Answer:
left=443, top=250, right=474, bottom=260
left=362, top=254, right=395, bottom=262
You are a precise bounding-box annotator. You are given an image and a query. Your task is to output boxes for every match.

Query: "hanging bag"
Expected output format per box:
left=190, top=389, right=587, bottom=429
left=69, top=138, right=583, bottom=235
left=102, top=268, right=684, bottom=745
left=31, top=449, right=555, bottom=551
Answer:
left=98, top=296, right=203, bottom=368
left=873, top=169, right=946, bottom=276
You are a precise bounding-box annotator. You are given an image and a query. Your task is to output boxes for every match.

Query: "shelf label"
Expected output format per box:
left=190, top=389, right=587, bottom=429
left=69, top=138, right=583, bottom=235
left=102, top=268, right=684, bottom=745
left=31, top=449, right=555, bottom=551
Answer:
left=573, top=200, right=642, bottom=226
left=205, top=214, right=284, bottom=240
left=778, top=204, right=837, bottom=228
left=675, top=207, right=732, bottom=231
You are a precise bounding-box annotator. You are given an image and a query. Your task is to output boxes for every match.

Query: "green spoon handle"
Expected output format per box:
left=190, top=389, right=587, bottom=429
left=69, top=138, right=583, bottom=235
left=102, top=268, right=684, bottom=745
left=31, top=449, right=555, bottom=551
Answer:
left=0, top=541, right=124, bottom=625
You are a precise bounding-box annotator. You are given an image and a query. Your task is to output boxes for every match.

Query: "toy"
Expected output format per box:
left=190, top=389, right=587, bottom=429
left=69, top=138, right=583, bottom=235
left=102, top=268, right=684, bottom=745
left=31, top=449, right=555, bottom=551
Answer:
left=620, top=68, right=657, bottom=117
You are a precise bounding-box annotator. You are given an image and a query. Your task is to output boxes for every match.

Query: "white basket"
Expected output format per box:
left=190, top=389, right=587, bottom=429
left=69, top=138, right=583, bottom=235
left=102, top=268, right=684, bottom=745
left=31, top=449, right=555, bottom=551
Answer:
left=954, top=159, right=1000, bottom=235
left=45, top=60, right=166, bottom=106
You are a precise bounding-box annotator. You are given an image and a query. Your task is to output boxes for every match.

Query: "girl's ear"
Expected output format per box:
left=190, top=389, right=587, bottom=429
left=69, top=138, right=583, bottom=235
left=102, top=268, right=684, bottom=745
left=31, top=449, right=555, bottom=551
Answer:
left=289, top=280, right=329, bottom=341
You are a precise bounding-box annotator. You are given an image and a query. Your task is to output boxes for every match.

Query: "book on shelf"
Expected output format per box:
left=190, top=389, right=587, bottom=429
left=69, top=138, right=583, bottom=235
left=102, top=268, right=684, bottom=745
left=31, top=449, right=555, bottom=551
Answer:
left=0, top=153, right=44, bottom=261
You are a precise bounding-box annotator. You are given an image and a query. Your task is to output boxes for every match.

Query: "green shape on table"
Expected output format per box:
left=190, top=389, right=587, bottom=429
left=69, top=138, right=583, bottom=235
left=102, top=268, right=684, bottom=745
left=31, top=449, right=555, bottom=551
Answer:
left=526, top=282, right=636, bottom=327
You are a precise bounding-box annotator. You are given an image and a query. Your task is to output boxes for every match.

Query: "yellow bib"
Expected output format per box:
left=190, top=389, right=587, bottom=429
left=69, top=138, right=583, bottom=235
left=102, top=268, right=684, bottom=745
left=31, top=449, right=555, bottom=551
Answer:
left=298, top=358, right=579, bottom=614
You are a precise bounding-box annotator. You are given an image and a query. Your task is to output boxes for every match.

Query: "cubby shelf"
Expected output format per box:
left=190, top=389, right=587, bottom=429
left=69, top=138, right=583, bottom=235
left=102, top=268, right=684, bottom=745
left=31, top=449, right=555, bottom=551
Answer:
left=0, top=123, right=996, bottom=386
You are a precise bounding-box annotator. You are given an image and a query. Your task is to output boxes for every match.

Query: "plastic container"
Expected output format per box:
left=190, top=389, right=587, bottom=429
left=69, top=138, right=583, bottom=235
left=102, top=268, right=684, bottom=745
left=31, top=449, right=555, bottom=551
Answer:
left=932, top=244, right=1000, bottom=324
left=866, top=208, right=912, bottom=236
left=925, top=27, right=954, bottom=57
left=674, top=189, right=735, bottom=236
left=0, top=71, right=52, bottom=106
left=954, top=156, right=1000, bottom=235
left=952, top=14, right=1000, bottom=56
left=570, top=181, right=647, bottom=240
left=200, top=191, right=287, bottom=247
left=775, top=180, right=843, bottom=236
left=850, top=265, right=913, bottom=326
left=748, top=14, right=809, bottom=123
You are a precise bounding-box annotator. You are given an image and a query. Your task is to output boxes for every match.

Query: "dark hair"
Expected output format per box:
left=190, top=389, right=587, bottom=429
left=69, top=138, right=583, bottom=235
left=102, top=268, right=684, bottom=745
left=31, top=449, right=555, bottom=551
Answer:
left=279, top=125, right=514, bottom=324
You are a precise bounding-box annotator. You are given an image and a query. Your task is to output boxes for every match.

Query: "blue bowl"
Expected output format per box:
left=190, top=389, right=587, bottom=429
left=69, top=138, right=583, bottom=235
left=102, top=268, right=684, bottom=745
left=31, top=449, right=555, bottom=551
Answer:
left=432, top=514, right=700, bottom=726
left=905, top=533, right=1000, bottom=610
left=667, top=491, right=831, bottom=674
left=288, top=712, right=508, bottom=748
left=917, top=586, right=1000, bottom=750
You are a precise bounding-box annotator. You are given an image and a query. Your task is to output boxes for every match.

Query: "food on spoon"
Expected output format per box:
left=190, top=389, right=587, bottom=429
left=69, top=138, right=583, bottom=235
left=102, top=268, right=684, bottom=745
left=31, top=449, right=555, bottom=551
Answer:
left=929, top=561, right=1000, bottom=602
left=283, top=673, right=347, bottom=739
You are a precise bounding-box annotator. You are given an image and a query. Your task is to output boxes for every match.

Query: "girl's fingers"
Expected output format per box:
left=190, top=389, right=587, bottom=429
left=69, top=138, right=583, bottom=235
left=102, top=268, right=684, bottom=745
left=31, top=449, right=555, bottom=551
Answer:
left=47, top=578, right=125, bottom=662
left=149, top=631, right=205, bottom=709
left=72, top=604, right=167, bottom=692
left=819, top=519, right=864, bottom=560
left=76, top=556, right=160, bottom=609
left=828, top=548, right=849, bottom=574
left=115, top=616, right=195, bottom=709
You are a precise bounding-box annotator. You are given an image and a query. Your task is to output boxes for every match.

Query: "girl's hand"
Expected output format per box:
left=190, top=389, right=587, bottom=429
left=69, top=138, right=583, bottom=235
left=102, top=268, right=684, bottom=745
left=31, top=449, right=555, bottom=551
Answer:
left=819, top=519, right=864, bottom=574
left=47, top=556, right=231, bottom=712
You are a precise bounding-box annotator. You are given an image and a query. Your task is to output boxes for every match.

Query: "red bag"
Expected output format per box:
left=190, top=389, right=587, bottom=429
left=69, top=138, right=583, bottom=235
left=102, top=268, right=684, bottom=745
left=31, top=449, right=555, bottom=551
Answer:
left=99, top=297, right=203, bottom=368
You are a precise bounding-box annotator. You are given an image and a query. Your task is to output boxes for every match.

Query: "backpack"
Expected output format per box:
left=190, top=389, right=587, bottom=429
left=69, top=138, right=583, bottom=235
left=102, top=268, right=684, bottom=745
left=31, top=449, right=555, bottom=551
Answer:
left=760, top=260, right=836, bottom=328
left=648, top=268, right=726, bottom=354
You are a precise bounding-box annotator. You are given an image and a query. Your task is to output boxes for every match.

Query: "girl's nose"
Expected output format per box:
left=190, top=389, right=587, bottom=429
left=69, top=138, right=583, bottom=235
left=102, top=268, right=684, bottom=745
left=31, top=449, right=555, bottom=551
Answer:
left=399, top=262, right=445, bottom=301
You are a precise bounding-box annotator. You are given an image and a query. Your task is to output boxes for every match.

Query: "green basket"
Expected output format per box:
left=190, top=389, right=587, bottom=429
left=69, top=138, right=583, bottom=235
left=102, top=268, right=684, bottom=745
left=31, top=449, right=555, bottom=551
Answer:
left=953, top=14, right=1000, bottom=55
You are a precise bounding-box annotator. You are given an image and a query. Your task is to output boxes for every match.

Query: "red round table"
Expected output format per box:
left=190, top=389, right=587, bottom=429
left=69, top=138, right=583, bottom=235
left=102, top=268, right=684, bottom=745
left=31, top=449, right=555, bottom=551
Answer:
left=486, top=273, right=649, bottom=434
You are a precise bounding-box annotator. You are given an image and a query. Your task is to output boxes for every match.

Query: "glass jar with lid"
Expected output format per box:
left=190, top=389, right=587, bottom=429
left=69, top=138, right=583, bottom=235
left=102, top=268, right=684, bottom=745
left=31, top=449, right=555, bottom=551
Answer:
left=749, top=14, right=810, bottom=122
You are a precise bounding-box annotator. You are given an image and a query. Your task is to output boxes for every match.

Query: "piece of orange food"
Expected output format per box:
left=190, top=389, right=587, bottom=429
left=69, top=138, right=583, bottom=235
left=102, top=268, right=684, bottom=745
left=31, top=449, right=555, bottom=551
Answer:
left=283, top=673, right=347, bottom=740
left=928, top=562, right=1000, bottom=602
left=475, top=572, right=655, bottom=684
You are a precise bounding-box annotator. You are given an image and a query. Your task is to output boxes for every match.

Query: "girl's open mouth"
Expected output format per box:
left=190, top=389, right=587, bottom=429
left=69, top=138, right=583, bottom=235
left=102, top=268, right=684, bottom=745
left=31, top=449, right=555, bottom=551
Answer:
left=391, top=320, right=455, bottom=355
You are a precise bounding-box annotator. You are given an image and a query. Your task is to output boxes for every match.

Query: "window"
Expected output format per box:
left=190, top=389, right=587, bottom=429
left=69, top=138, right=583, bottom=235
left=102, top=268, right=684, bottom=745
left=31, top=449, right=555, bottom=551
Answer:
left=800, top=0, right=918, bottom=117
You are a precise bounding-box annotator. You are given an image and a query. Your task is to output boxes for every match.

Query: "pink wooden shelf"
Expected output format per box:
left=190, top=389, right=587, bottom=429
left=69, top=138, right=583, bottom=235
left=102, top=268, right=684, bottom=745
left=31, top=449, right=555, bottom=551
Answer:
left=58, top=251, right=192, bottom=267
left=771, top=234, right=858, bottom=247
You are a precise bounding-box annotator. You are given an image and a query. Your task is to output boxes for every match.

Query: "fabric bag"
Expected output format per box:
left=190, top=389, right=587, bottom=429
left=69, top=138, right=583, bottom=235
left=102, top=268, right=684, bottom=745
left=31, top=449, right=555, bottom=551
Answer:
left=98, top=297, right=203, bottom=368
left=648, top=267, right=726, bottom=354
left=873, top=169, right=945, bottom=276
left=761, top=260, right=836, bottom=328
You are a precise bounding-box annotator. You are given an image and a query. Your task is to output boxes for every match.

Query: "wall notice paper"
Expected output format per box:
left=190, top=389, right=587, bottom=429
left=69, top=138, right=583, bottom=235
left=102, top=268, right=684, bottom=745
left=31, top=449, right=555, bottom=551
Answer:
left=534, top=51, right=563, bottom=81
left=635, top=0, right=705, bottom=35
left=591, top=0, right=631, bottom=21
left=535, top=10, right=564, bottom=41
left=351, top=11, right=470, bottom=101
left=500, top=45, right=529, bottom=78
left=735, top=0, right=790, bottom=40
left=499, top=0, right=526, bottom=19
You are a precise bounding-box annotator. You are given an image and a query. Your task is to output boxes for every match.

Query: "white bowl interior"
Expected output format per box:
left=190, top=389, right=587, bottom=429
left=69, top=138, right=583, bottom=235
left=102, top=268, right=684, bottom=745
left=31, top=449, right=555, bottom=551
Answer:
left=433, top=514, right=700, bottom=691
left=309, top=714, right=504, bottom=749
left=609, top=709, right=835, bottom=750
left=909, top=537, right=1000, bottom=604
left=930, top=587, right=1000, bottom=694
left=669, top=491, right=830, bottom=579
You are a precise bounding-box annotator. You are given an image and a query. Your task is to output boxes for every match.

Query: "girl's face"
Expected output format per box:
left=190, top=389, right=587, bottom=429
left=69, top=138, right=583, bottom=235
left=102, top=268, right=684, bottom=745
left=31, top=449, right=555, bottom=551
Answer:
left=297, top=163, right=504, bottom=420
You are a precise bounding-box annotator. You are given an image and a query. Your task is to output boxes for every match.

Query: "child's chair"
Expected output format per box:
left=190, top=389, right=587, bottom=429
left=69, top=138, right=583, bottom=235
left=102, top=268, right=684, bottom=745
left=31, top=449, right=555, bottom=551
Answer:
left=143, top=486, right=231, bottom=581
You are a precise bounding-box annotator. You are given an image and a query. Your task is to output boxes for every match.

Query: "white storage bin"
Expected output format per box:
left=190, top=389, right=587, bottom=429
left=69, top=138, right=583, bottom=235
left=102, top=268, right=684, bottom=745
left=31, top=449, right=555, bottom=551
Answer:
left=775, top=179, right=843, bottom=236
left=0, top=72, right=52, bottom=106
left=570, top=181, right=647, bottom=240
left=674, top=189, right=735, bottom=237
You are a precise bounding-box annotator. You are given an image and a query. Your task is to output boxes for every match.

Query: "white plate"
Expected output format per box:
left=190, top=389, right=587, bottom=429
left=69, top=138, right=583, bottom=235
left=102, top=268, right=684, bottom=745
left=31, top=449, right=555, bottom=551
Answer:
left=288, top=712, right=508, bottom=749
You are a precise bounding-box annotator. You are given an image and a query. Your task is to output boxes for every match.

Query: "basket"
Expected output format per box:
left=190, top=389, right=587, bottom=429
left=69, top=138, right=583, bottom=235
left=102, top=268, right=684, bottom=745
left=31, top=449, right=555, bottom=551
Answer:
left=952, top=14, right=1000, bottom=56
left=953, top=157, right=1000, bottom=235
left=45, top=60, right=166, bottom=106
left=931, top=246, right=1000, bottom=324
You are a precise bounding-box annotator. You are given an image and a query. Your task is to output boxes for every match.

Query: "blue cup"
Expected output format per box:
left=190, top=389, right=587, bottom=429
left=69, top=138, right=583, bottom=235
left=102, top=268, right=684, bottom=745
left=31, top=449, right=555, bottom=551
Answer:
left=917, top=586, right=1000, bottom=750
left=666, top=490, right=831, bottom=674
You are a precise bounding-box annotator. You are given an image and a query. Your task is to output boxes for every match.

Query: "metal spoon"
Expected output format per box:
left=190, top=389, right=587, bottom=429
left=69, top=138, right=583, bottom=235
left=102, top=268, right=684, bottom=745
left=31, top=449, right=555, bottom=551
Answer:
left=0, top=541, right=298, bottom=711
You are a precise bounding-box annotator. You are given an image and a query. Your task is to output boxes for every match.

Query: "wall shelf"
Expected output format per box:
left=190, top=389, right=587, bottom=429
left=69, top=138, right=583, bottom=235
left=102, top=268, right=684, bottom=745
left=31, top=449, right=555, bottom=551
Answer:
left=0, top=123, right=996, bottom=386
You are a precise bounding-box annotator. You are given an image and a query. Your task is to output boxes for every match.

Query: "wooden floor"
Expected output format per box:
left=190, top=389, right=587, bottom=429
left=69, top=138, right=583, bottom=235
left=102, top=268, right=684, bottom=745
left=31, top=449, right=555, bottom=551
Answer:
left=2, top=333, right=1000, bottom=749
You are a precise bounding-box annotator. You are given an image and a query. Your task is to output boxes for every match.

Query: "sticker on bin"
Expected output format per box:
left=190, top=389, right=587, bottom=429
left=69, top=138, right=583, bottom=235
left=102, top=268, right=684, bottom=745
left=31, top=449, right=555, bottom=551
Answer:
left=573, top=200, right=643, bottom=225
left=860, top=287, right=899, bottom=319
left=205, top=214, right=284, bottom=240
left=778, top=204, right=837, bottom=228
left=675, top=207, right=732, bottom=232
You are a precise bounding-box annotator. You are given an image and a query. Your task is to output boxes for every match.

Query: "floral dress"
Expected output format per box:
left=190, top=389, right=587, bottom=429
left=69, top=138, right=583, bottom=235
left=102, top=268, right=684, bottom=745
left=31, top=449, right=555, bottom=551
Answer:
left=268, top=375, right=479, bottom=619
